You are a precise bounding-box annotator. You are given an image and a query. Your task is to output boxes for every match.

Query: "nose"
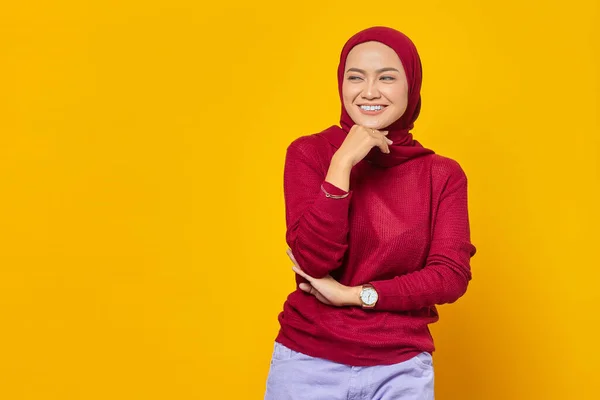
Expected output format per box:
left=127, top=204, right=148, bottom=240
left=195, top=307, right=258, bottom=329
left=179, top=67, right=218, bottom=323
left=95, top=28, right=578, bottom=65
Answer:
left=361, top=78, right=381, bottom=100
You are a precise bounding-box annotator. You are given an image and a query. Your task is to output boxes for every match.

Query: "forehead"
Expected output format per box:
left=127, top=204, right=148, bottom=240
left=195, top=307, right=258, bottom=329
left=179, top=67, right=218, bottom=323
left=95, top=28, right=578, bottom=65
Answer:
left=345, top=41, right=403, bottom=68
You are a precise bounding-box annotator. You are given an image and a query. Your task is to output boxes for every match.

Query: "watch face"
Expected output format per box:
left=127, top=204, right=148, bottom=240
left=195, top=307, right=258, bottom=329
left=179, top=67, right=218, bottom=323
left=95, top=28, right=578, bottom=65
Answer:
left=361, top=288, right=378, bottom=306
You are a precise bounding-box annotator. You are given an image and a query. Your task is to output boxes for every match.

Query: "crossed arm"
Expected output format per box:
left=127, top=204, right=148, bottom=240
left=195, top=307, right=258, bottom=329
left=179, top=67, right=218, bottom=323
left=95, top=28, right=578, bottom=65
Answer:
left=284, top=140, right=476, bottom=312
left=287, top=247, right=364, bottom=307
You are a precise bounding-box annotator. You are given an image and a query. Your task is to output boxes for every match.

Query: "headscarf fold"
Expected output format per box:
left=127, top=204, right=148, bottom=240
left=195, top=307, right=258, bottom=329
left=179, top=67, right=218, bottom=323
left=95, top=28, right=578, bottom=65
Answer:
left=319, top=26, right=434, bottom=168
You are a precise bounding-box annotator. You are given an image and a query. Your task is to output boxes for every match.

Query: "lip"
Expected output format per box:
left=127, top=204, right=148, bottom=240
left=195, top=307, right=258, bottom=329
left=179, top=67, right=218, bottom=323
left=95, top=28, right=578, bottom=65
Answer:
left=357, top=104, right=388, bottom=116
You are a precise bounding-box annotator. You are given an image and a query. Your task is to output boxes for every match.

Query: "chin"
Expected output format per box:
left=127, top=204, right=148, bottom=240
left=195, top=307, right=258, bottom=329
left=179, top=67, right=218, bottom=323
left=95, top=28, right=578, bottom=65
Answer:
left=348, top=110, right=394, bottom=130
left=357, top=118, right=389, bottom=130
left=364, top=124, right=386, bottom=131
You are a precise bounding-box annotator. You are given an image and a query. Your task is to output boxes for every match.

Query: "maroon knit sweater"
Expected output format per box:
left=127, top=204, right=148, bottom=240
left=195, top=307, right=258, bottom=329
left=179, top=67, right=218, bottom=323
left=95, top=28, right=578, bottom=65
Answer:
left=274, top=133, right=477, bottom=367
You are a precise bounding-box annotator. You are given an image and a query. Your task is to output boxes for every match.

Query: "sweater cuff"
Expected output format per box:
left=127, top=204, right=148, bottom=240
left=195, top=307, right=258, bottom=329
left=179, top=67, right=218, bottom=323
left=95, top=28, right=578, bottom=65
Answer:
left=369, top=279, right=406, bottom=311
left=297, top=181, right=351, bottom=235
left=322, top=181, right=350, bottom=196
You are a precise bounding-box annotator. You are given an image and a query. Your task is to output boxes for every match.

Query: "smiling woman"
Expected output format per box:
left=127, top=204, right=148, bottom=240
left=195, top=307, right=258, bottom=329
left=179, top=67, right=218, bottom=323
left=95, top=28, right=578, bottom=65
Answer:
left=264, top=26, right=477, bottom=400
left=342, top=43, right=409, bottom=129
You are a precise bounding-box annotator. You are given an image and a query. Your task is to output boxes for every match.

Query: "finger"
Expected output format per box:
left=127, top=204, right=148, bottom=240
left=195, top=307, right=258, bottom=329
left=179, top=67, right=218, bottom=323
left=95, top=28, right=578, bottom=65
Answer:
left=373, top=131, right=392, bottom=145
left=286, top=248, right=299, bottom=267
left=299, top=282, right=310, bottom=292
left=376, top=137, right=391, bottom=154
left=366, top=127, right=389, bottom=137
left=292, top=265, right=312, bottom=282
left=380, top=134, right=392, bottom=149
left=314, top=290, right=332, bottom=305
left=299, top=282, right=317, bottom=296
left=299, top=283, right=332, bottom=305
left=369, top=131, right=391, bottom=151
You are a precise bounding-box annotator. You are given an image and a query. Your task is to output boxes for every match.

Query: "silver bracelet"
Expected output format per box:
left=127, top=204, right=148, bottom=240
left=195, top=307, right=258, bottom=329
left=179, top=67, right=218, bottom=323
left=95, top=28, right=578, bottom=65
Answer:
left=320, top=183, right=350, bottom=199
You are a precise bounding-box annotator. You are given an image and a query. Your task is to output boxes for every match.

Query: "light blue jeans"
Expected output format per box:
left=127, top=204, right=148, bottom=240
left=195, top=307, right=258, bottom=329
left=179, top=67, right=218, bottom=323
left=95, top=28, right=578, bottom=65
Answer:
left=264, top=342, right=435, bottom=400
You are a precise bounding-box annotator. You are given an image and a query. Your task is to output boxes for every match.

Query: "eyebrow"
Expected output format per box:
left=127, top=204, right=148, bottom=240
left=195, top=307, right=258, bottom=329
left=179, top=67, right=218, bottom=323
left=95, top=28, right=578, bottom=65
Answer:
left=345, top=67, right=400, bottom=74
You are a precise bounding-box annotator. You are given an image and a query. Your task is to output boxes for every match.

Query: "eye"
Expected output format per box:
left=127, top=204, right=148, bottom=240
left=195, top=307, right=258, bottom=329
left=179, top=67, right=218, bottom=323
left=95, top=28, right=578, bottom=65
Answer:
left=347, top=75, right=363, bottom=81
left=380, top=76, right=396, bottom=81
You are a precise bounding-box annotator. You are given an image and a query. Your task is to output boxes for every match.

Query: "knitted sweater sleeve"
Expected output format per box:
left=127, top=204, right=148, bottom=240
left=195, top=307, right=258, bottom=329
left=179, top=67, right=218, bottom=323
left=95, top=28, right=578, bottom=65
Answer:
left=368, top=161, right=477, bottom=311
left=284, top=138, right=352, bottom=278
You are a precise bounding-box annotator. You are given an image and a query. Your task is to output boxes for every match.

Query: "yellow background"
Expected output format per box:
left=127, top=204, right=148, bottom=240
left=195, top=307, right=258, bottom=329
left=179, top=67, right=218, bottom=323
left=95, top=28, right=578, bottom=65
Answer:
left=1, top=1, right=598, bottom=399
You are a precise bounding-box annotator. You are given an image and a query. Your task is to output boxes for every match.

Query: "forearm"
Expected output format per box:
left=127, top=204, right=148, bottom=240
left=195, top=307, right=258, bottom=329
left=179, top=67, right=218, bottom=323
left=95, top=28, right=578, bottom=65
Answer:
left=325, top=153, right=352, bottom=191
left=287, top=204, right=350, bottom=278
left=343, top=286, right=363, bottom=307
left=368, top=261, right=472, bottom=312
left=285, top=146, right=354, bottom=278
left=337, top=263, right=470, bottom=311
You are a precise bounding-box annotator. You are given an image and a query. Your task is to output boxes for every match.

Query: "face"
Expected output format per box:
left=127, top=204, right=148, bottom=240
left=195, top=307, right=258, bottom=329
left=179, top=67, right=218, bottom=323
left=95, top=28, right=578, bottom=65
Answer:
left=342, top=41, right=409, bottom=130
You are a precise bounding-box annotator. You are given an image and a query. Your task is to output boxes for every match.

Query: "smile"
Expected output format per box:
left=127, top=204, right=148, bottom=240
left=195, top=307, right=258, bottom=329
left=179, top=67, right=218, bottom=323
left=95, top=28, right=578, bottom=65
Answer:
left=358, top=104, right=387, bottom=115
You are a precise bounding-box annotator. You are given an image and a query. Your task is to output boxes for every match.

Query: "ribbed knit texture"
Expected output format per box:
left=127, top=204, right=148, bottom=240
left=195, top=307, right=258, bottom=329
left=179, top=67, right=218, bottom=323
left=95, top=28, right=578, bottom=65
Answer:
left=275, top=133, right=477, bottom=366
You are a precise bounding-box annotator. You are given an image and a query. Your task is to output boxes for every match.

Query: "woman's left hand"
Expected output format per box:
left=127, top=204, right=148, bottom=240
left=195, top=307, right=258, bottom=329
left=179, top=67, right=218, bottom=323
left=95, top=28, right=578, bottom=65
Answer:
left=286, top=248, right=360, bottom=307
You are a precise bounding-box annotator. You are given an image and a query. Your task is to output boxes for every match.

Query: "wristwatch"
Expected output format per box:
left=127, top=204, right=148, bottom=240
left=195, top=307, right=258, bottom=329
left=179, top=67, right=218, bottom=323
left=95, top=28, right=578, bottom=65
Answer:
left=359, top=284, right=378, bottom=308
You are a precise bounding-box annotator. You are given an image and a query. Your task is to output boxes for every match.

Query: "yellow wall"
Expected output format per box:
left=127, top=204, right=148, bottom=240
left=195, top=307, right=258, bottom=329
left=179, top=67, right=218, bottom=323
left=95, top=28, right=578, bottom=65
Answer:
left=1, top=1, right=598, bottom=398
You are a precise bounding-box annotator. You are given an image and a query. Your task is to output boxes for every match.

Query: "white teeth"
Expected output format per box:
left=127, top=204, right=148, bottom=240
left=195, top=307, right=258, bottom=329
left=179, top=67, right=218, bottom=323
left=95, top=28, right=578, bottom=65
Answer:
left=360, top=105, right=384, bottom=111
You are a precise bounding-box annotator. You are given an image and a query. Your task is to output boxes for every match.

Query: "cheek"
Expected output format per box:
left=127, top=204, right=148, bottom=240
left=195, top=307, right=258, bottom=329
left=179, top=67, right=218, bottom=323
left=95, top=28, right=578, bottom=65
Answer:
left=385, top=85, right=408, bottom=105
left=342, top=83, right=359, bottom=103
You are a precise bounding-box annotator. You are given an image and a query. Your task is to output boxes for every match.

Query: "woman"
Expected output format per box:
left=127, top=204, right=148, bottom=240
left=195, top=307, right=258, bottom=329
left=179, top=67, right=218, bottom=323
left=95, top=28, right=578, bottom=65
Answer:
left=265, top=26, right=477, bottom=400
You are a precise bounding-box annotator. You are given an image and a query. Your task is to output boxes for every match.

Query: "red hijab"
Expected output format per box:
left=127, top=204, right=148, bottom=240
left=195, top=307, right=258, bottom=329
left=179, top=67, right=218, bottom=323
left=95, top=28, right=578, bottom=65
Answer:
left=319, top=26, right=434, bottom=168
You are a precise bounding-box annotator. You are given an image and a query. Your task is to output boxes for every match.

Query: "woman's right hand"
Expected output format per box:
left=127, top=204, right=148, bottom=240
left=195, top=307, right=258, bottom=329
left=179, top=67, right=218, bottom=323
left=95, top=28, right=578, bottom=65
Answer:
left=335, top=125, right=392, bottom=167
left=324, top=125, right=392, bottom=191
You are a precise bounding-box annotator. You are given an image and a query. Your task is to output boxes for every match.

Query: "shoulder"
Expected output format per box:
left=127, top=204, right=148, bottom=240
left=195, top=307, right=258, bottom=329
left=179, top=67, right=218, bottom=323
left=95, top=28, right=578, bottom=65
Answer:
left=287, top=133, right=331, bottom=156
left=427, top=154, right=469, bottom=190
left=285, top=133, right=334, bottom=171
left=429, top=154, right=467, bottom=177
